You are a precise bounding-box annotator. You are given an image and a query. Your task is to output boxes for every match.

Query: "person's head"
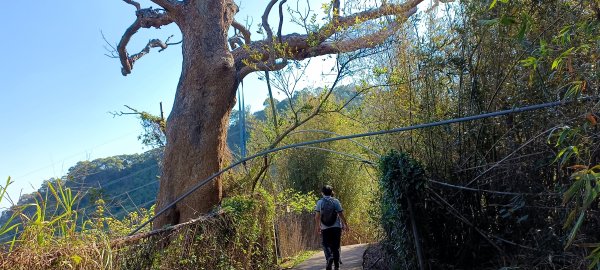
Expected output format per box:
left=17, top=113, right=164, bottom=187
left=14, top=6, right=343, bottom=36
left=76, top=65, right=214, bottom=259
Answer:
left=321, top=185, right=333, bottom=196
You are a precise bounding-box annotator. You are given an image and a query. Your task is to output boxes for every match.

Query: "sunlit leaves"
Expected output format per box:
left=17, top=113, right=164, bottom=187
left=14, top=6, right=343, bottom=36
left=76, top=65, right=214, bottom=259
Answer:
left=489, top=0, right=509, bottom=10
left=562, top=166, right=600, bottom=248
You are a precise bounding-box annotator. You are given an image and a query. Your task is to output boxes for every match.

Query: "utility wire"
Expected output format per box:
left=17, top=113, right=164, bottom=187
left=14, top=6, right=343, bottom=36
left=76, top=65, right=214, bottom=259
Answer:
left=428, top=179, right=560, bottom=197
left=128, top=96, right=598, bottom=236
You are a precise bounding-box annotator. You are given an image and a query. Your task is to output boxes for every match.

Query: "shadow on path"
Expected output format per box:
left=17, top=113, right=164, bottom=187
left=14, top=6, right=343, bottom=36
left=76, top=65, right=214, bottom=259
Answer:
left=292, top=244, right=368, bottom=270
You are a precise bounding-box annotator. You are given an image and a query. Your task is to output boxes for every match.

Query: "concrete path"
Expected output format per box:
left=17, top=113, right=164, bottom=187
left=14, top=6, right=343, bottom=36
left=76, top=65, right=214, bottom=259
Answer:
left=293, top=244, right=368, bottom=270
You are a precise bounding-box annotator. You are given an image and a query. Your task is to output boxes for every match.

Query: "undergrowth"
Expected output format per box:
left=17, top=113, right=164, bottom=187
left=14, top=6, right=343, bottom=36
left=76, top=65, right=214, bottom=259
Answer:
left=0, top=178, right=282, bottom=269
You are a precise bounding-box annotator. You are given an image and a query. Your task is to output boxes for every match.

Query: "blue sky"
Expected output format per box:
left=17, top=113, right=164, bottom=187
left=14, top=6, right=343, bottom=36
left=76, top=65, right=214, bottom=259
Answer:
left=0, top=0, right=341, bottom=208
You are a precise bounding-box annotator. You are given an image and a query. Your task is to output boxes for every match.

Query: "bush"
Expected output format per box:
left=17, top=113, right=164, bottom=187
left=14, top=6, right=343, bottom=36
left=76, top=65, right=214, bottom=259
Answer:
left=378, top=150, right=426, bottom=269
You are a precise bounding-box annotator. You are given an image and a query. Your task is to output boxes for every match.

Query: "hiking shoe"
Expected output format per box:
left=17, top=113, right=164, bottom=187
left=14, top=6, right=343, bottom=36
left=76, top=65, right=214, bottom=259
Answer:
left=326, top=257, right=334, bottom=270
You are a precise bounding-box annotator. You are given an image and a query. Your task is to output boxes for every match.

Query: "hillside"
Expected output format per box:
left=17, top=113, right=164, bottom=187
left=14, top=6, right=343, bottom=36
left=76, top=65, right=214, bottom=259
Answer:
left=0, top=149, right=162, bottom=228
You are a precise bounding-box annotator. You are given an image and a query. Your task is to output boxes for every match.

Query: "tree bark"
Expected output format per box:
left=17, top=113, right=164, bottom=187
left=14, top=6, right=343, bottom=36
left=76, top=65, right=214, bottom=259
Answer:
left=153, top=0, right=239, bottom=229
left=116, top=0, right=422, bottom=230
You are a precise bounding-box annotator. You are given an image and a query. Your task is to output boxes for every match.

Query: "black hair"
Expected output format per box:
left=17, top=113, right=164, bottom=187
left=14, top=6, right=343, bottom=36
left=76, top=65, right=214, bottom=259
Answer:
left=321, top=185, right=333, bottom=196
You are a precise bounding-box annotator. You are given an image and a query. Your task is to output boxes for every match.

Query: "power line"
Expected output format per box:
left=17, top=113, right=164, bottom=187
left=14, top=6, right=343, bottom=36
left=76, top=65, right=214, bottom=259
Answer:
left=428, top=179, right=560, bottom=197
left=128, top=96, right=598, bottom=236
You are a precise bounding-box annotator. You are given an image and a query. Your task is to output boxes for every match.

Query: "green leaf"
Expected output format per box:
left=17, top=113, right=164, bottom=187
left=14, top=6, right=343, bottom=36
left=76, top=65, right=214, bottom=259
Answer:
left=564, top=208, right=578, bottom=228
left=555, top=128, right=570, bottom=147
left=479, top=18, right=499, bottom=26
left=540, top=40, right=548, bottom=56
left=563, top=177, right=585, bottom=205
left=488, top=0, right=508, bottom=10
left=553, top=146, right=578, bottom=166
left=499, top=16, right=517, bottom=25
left=71, top=255, right=82, bottom=265
left=565, top=81, right=583, bottom=99
left=565, top=211, right=586, bottom=248
left=516, top=14, right=531, bottom=40
left=552, top=58, right=562, bottom=70
left=520, top=56, right=537, bottom=67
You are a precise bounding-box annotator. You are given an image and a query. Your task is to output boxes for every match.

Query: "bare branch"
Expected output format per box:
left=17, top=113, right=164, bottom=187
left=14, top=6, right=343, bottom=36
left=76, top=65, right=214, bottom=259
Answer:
left=112, top=211, right=223, bottom=248
left=123, top=0, right=141, bottom=10
left=148, top=0, right=181, bottom=11
left=231, top=20, right=252, bottom=45
left=117, top=8, right=174, bottom=75
left=250, top=58, right=347, bottom=192
left=265, top=70, right=279, bottom=135
left=277, top=0, right=288, bottom=43
left=262, top=0, right=280, bottom=42
left=314, top=0, right=422, bottom=44
left=427, top=0, right=456, bottom=12
left=130, top=38, right=172, bottom=62
left=234, top=0, right=420, bottom=78
left=163, top=35, right=182, bottom=48
left=101, top=31, right=119, bottom=58
left=110, top=105, right=143, bottom=117
left=303, top=21, right=405, bottom=58
left=239, top=61, right=288, bottom=79
left=118, top=21, right=142, bottom=75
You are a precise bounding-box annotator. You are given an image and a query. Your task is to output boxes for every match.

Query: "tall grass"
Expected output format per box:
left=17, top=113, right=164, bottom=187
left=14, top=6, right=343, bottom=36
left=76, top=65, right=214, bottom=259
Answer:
left=0, top=177, right=21, bottom=251
left=0, top=177, right=146, bottom=269
left=0, top=178, right=281, bottom=269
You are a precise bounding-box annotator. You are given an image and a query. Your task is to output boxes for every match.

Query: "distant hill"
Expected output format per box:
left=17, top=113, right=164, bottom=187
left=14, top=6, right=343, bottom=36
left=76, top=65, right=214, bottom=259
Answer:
left=1, top=84, right=360, bottom=227
left=0, top=149, right=162, bottom=228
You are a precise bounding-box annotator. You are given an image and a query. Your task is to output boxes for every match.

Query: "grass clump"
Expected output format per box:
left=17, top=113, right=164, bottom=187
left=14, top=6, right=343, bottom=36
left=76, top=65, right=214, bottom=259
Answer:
left=0, top=178, right=279, bottom=269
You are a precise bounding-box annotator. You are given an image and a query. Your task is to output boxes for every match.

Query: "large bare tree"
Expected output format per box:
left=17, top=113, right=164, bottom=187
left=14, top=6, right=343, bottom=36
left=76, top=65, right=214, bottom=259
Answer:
left=116, top=0, right=422, bottom=229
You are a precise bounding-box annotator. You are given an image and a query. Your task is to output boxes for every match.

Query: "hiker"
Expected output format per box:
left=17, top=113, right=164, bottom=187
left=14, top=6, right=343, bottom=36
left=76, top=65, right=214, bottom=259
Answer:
left=315, top=185, right=349, bottom=270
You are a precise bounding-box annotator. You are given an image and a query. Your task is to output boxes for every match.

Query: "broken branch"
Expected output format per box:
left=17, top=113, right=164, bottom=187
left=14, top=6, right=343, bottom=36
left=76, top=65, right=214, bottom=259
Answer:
left=117, top=7, right=174, bottom=75
left=123, top=0, right=141, bottom=10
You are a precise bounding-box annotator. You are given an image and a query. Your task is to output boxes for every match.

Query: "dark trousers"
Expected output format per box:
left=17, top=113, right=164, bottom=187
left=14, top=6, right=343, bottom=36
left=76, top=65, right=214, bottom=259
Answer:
left=321, top=227, right=342, bottom=264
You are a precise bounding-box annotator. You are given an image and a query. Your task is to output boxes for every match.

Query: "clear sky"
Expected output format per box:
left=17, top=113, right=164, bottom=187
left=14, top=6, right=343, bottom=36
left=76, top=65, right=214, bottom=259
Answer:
left=0, top=0, right=433, bottom=209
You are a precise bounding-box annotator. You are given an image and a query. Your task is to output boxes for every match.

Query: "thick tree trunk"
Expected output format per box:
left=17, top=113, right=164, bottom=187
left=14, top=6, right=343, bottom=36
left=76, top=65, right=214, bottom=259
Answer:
left=153, top=1, right=238, bottom=229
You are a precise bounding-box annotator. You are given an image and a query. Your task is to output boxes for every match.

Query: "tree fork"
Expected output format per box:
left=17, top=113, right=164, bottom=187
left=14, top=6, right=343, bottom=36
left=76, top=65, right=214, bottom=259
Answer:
left=115, top=0, right=424, bottom=229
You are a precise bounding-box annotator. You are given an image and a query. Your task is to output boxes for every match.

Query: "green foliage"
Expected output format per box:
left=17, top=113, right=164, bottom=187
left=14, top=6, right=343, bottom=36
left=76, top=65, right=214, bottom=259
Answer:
left=275, top=189, right=318, bottom=214
left=547, top=113, right=600, bottom=261
left=562, top=166, right=600, bottom=248
left=0, top=177, right=119, bottom=269
left=278, top=250, right=318, bottom=269
left=0, top=149, right=162, bottom=231
left=378, top=150, right=425, bottom=268
left=489, top=0, right=509, bottom=10
left=213, top=190, right=276, bottom=269
left=0, top=178, right=21, bottom=250
left=0, top=182, right=277, bottom=269
left=518, top=2, right=599, bottom=100
left=138, top=194, right=275, bottom=270
left=116, top=106, right=166, bottom=148
left=245, top=84, right=379, bottom=242
left=137, top=111, right=166, bottom=148
left=352, top=1, right=600, bottom=267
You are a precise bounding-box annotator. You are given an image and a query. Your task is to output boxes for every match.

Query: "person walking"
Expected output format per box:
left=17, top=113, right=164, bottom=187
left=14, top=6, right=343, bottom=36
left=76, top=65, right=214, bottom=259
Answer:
left=315, top=185, right=349, bottom=270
